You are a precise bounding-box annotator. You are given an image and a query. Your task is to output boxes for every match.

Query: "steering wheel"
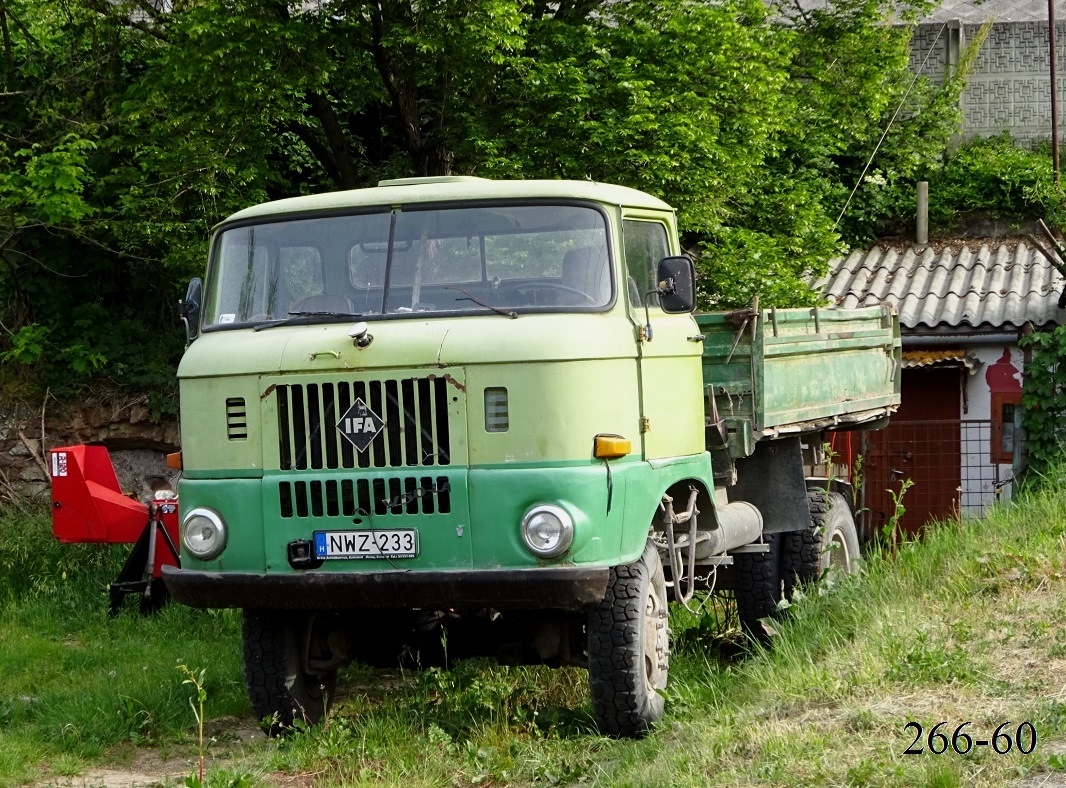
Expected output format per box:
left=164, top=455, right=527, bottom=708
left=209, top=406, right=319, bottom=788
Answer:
left=500, top=281, right=598, bottom=305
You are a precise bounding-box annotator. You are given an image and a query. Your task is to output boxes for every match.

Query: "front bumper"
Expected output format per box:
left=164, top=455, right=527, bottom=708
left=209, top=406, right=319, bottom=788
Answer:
left=162, top=565, right=609, bottom=611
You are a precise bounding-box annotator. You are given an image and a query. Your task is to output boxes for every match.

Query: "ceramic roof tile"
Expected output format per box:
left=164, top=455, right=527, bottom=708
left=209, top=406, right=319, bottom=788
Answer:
left=816, top=242, right=1066, bottom=329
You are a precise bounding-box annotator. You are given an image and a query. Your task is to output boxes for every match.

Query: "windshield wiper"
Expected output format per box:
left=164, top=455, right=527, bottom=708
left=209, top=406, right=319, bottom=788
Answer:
left=253, top=311, right=365, bottom=331
left=443, top=286, right=517, bottom=319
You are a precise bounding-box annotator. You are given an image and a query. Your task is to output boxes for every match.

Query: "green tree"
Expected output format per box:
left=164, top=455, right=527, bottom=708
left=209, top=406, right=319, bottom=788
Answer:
left=0, top=0, right=972, bottom=400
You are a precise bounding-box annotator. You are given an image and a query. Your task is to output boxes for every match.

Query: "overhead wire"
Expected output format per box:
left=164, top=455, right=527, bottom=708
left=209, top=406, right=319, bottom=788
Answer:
left=834, top=23, right=948, bottom=228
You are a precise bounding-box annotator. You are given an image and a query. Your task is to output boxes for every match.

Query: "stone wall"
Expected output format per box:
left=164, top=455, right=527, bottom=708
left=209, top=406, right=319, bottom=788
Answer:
left=0, top=400, right=180, bottom=505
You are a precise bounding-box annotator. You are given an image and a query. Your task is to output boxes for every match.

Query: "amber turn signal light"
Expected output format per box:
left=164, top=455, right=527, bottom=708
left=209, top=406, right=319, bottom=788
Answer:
left=166, top=452, right=183, bottom=470
left=594, top=434, right=631, bottom=460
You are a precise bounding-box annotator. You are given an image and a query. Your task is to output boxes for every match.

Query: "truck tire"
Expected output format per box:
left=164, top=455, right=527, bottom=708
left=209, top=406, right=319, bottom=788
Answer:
left=781, top=490, right=827, bottom=600
left=817, top=491, right=861, bottom=582
left=734, top=533, right=782, bottom=640
left=588, top=540, right=669, bottom=738
left=242, top=609, right=335, bottom=735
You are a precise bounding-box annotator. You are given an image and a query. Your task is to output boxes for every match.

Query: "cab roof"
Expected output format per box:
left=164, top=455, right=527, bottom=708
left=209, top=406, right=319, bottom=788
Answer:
left=222, top=177, right=674, bottom=224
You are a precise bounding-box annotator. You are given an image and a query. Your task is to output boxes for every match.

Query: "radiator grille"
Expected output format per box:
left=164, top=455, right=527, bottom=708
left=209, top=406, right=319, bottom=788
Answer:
left=276, top=377, right=452, bottom=470
left=279, top=476, right=452, bottom=518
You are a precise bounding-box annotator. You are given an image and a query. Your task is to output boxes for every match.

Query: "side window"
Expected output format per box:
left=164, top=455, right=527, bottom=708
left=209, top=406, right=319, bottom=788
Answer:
left=622, top=220, right=669, bottom=309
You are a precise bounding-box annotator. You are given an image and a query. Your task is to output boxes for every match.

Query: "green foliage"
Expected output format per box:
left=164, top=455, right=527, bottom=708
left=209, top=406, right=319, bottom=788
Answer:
left=411, top=660, right=593, bottom=738
left=0, top=135, right=97, bottom=226
left=1019, top=326, right=1066, bottom=476
left=929, top=134, right=1066, bottom=230
left=0, top=0, right=998, bottom=395
left=0, top=323, right=51, bottom=366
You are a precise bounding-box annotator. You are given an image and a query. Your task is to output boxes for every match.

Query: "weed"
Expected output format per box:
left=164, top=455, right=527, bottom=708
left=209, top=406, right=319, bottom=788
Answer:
left=194, top=768, right=260, bottom=788
left=117, top=693, right=156, bottom=745
left=884, top=630, right=982, bottom=685
left=412, top=660, right=574, bottom=736
left=850, top=453, right=864, bottom=507
left=882, top=477, right=915, bottom=550
left=179, top=665, right=208, bottom=785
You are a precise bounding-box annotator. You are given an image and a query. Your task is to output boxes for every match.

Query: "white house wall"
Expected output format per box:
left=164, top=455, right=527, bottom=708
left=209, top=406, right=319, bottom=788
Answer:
left=960, top=344, right=1022, bottom=510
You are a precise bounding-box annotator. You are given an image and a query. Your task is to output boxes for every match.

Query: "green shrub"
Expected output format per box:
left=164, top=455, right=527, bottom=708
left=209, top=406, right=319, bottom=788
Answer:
left=929, top=134, right=1066, bottom=230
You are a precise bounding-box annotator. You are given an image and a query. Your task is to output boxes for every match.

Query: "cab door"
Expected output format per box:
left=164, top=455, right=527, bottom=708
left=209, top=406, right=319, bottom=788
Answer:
left=620, top=214, right=706, bottom=461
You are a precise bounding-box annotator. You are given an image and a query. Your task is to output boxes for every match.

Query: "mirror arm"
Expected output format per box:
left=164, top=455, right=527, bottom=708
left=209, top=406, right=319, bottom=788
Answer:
left=181, top=277, right=203, bottom=345
left=641, top=289, right=659, bottom=342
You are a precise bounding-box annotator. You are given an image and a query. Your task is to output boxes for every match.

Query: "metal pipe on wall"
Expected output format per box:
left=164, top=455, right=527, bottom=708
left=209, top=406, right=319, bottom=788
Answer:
left=917, top=181, right=929, bottom=245
left=1052, top=0, right=1061, bottom=184
left=902, top=333, right=1020, bottom=347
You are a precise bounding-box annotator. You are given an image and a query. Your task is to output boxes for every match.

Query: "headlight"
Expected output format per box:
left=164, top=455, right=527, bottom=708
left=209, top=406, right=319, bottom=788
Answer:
left=181, top=507, right=227, bottom=560
left=520, top=504, right=574, bottom=558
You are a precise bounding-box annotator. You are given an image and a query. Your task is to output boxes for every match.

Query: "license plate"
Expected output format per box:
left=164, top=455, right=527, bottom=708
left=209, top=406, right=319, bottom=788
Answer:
left=313, top=529, right=418, bottom=560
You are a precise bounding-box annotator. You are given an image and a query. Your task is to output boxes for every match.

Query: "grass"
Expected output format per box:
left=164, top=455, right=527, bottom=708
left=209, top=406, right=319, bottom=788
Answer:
left=6, top=471, right=1066, bottom=785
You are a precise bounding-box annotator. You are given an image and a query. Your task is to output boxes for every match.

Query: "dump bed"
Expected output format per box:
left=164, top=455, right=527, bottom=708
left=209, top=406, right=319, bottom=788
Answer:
left=697, top=305, right=901, bottom=458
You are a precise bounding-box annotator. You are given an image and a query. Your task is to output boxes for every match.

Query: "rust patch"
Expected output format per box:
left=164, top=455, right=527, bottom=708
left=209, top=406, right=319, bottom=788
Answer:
left=428, top=373, right=466, bottom=393
left=261, top=384, right=277, bottom=400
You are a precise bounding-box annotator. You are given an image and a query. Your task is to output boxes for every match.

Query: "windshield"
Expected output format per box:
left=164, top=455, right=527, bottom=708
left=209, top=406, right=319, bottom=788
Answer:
left=203, top=203, right=612, bottom=328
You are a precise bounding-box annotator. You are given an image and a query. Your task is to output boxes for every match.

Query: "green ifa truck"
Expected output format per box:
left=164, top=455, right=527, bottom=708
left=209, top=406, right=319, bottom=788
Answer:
left=164, top=177, right=900, bottom=738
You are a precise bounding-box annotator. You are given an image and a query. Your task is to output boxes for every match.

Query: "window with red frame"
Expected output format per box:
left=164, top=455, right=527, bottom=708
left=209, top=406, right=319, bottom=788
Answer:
left=991, top=391, right=1023, bottom=464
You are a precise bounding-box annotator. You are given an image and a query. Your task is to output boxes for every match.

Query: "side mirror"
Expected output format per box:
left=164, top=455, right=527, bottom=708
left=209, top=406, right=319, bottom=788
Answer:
left=180, top=278, right=203, bottom=344
left=656, top=256, right=696, bottom=313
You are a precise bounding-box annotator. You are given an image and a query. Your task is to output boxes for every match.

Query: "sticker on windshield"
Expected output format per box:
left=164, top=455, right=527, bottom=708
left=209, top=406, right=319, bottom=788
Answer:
left=337, top=398, right=385, bottom=452
left=218, top=314, right=235, bottom=324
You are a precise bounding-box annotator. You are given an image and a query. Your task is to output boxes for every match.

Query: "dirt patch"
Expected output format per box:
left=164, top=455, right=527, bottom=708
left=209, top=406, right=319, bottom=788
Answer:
left=34, top=719, right=271, bottom=788
left=1014, top=738, right=1066, bottom=787
left=35, top=751, right=195, bottom=788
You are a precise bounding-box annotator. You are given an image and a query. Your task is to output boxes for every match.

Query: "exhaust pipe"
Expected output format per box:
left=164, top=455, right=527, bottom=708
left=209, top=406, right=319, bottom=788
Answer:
left=695, top=501, right=763, bottom=559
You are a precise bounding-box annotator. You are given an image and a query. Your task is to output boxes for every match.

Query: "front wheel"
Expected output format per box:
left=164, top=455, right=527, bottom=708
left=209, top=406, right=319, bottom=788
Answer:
left=588, top=540, right=669, bottom=738
left=242, top=609, right=336, bottom=735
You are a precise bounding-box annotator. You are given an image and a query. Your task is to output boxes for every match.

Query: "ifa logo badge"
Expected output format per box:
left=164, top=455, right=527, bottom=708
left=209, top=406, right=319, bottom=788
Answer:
left=337, top=398, right=385, bottom=452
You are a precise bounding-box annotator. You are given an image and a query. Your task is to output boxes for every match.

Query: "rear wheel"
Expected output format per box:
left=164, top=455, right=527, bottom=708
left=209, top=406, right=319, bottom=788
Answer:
left=782, top=488, right=861, bottom=598
left=588, top=540, right=669, bottom=738
left=242, top=609, right=336, bottom=735
left=734, top=534, right=783, bottom=640
left=817, top=491, right=861, bottom=582
left=781, top=490, right=826, bottom=600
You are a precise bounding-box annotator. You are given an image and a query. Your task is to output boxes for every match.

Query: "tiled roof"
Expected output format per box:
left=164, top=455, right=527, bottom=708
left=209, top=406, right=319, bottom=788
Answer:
left=902, top=349, right=981, bottom=372
left=818, top=242, right=1065, bottom=330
